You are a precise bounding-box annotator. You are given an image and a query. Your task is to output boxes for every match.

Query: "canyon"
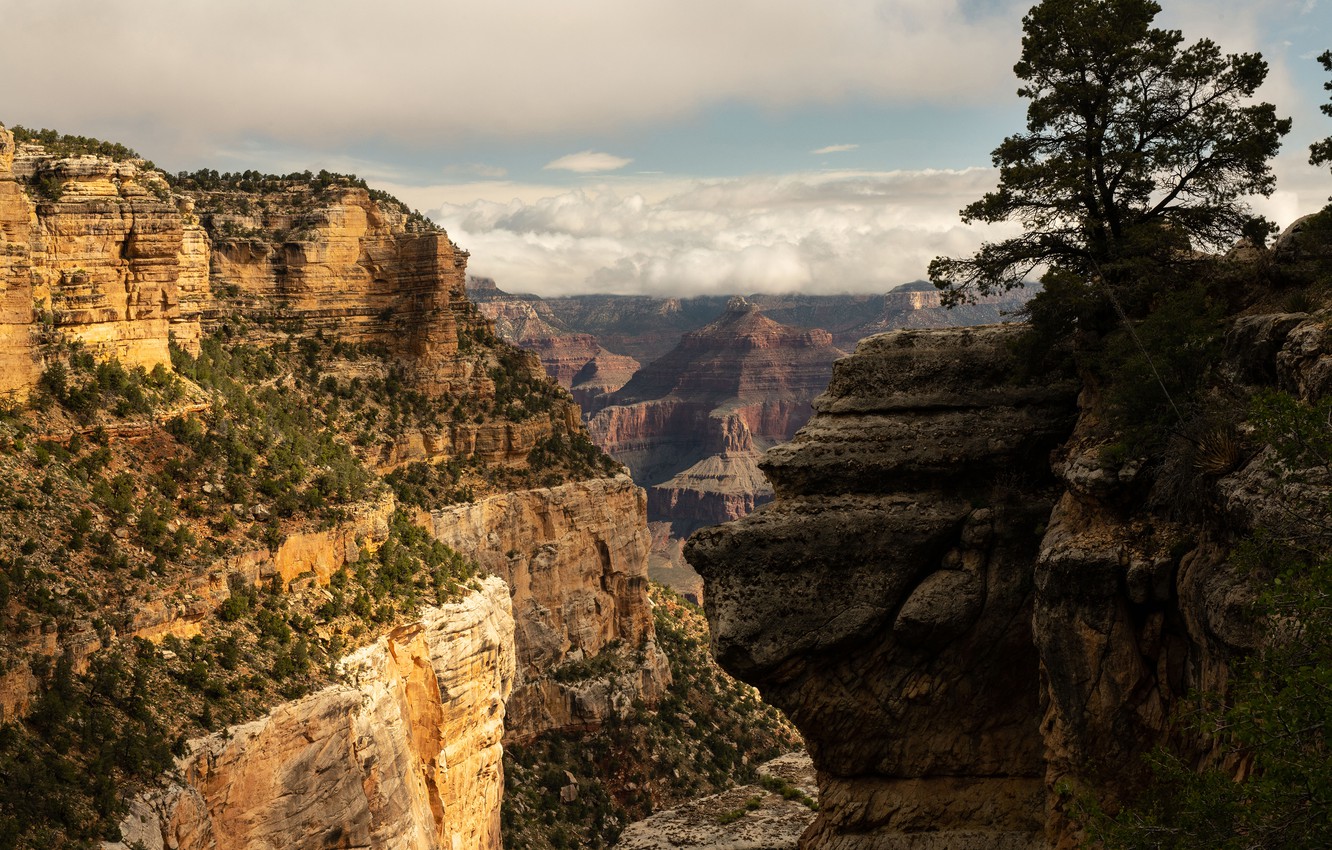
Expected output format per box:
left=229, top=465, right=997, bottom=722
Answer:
left=473, top=280, right=1034, bottom=601
left=8, top=119, right=1328, bottom=850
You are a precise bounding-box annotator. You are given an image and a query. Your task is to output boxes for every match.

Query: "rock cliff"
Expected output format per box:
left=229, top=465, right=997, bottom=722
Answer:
left=0, top=130, right=577, bottom=466
left=422, top=474, right=670, bottom=741
left=687, top=304, right=1332, bottom=849
left=687, top=325, right=1080, bottom=850
left=108, top=578, right=516, bottom=850
left=0, top=128, right=667, bottom=850
left=1, top=128, right=203, bottom=396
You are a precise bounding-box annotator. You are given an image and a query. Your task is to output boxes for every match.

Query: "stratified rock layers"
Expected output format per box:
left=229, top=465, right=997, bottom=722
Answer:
left=590, top=299, right=846, bottom=532
left=110, top=578, right=516, bottom=850
left=1, top=129, right=205, bottom=396
left=687, top=326, right=1079, bottom=850
left=423, top=475, right=670, bottom=741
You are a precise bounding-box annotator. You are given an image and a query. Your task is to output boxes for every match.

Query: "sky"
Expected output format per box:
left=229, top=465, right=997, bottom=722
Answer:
left=2, top=0, right=1329, bottom=297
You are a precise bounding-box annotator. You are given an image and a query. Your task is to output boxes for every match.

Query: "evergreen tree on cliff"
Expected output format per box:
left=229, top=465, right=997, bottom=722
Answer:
left=929, top=0, right=1290, bottom=320
left=1312, top=49, right=1332, bottom=173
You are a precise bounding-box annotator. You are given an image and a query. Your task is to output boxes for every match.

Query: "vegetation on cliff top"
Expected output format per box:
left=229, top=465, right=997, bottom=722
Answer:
left=7, top=125, right=147, bottom=164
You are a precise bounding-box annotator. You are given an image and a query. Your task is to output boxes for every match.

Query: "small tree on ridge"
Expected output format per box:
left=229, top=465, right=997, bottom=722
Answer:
left=929, top=0, right=1290, bottom=315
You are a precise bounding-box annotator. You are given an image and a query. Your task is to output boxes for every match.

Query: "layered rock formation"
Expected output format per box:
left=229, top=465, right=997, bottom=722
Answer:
left=687, top=325, right=1080, bottom=849
left=0, top=132, right=576, bottom=466
left=590, top=297, right=846, bottom=535
left=0, top=132, right=669, bottom=849
left=0, top=127, right=203, bottom=396
left=470, top=277, right=640, bottom=412
left=421, top=474, right=670, bottom=741
left=688, top=304, right=1332, bottom=849
left=109, top=578, right=516, bottom=850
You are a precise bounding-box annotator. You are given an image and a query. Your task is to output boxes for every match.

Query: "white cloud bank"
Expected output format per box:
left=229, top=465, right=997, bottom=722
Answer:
left=544, top=151, right=634, bottom=173
left=418, top=168, right=1023, bottom=297
left=399, top=150, right=1327, bottom=299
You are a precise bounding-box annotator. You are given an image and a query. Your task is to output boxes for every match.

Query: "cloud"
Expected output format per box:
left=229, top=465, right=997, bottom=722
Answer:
left=811, top=144, right=860, bottom=154
left=544, top=151, right=634, bottom=173
left=0, top=0, right=1029, bottom=164
left=421, top=168, right=1023, bottom=297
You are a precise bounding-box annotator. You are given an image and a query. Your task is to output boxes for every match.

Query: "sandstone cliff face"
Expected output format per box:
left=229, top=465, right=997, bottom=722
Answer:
left=108, top=578, right=515, bottom=850
left=205, top=188, right=470, bottom=390
left=422, top=475, right=670, bottom=741
left=0, top=128, right=203, bottom=396
left=1, top=136, right=572, bottom=467
left=687, top=325, right=1080, bottom=850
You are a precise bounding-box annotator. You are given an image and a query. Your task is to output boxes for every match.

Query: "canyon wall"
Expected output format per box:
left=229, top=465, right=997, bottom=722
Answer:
left=1, top=132, right=668, bottom=847
left=687, top=325, right=1080, bottom=850
left=1, top=128, right=204, bottom=396
left=422, top=474, right=670, bottom=741
left=0, top=129, right=570, bottom=466
left=687, top=307, right=1332, bottom=849
left=588, top=297, right=845, bottom=533
left=108, top=578, right=516, bottom=850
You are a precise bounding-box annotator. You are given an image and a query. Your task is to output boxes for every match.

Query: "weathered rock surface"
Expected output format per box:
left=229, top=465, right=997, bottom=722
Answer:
left=0, top=128, right=200, bottom=396
left=689, top=307, right=1332, bottom=849
left=422, top=475, right=670, bottom=740
left=1033, top=309, right=1332, bottom=846
left=687, top=324, right=1079, bottom=850
left=470, top=277, right=641, bottom=412
left=614, top=752, right=818, bottom=850
left=107, top=577, right=516, bottom=850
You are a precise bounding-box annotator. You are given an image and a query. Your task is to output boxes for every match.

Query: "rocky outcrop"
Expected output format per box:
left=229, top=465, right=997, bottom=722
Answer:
left=615, top=752, right=819, bottom=850
left=687, top=325, right=1079, bottom=850
left=108, top=578, right=516, bottom=850
left=0, top=128, right=203, bottom=396
left=421, top=475, right=670, bottom=741
left=1031, top=309, right=1332, bottom=846
left=688, top=306, right=1332, bottom=849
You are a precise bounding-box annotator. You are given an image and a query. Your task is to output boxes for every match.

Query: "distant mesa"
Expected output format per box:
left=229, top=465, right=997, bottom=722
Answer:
left=588, top=300, right=848, bottom=544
